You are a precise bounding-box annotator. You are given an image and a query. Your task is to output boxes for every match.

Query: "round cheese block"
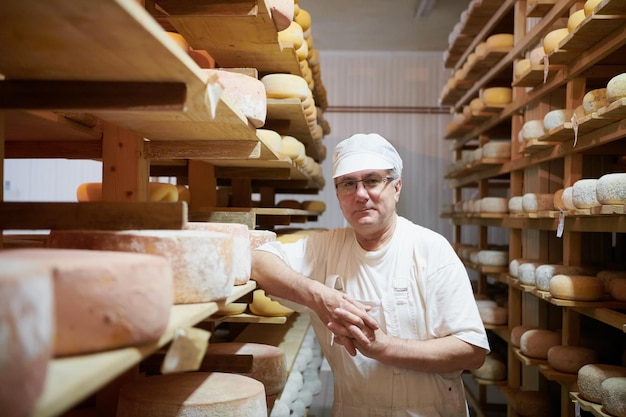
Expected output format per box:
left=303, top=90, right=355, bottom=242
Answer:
left=486, top=33, right=514, bottom=49
left=513, top=390, right=552, bottom=417
left=572, top=179, right=601, bottom=208
left=568, top=9, right=587, bottom=32
left=278, top=135, right=306, bottom=163
left=475, top=42, right=488, bottom=58
left=277, top=199, right=301, bottom=209
left=216, top=302, right=247, bottom=316
left=0, top=259, right=53, bottom=417
left=201, top=342, right=287, bottom=395
left=521, top=119, right=546, bottom=141
left=514, top=58, right=531, bottom=79
left=482, top=141, right=510, bottom=158
left=544, top=109, right=573, bottom=130
left=547, top=345, right=599, bottom=374
left=47, top=229, right=237, bottom=305
left=249, top=290, right=294, bottom=317
left=509, top=259, right=538, bottom=278
left=481, top=87, right=512, bottom=106
left=469, top=97, right=485, bottom=112
left=148, top=182, right=178, bottom=202
left=256, top=129, right=282, bottom=154
left=261, top=74, right=309, bottom=101
left=510, top=325, right=537, bottom=348
left=477, top=250, right=508, bottom=266
left=543, top=28, right=569, bottom=54
left=529, top=46, right=545, bottom=66
left=601, top=377, right=626, bottom=417
left=76, top=182, right=103, bottom=202
left=597, top=270, right=626, bottom=295
left=2, top=248, right=172, bottom=357
left=472, top=354, right=506, bottom=380
left=578, top=364, right=626, bottom=403
left=480, top=197, right=508, bottom=213
left=478, top=305, right=507, bottom=325
left=249, top=230, right=277, bottom=250
left=268, top=0, right=294, bottom=31
left=520, top=329, right=561, bottom=359
left=562, top=186, right=576, bottom=210
left=535, top=264, right=596, bottom=291
left=518, top=262, right=540, bottom=285
left=277, top=21, right=303, bottom=49
left=596, top=173, right=626, bottom=204
left=549, top=274, right=604, bottom=301
left=607, top=73, right=626, bottom=102
left=553, top=188, right=566, bottom=210
left=117, top=372, right=267, bottom=417
left=608, top=278, right=626, bottom=302
left=583, top=88, right=610, bottom=114
left=584, top=0, right=602, bottom=16
left=294, top=8, right=311, bottom=31
left=301, top=200, right=326, bottom=212
left=522, top=193, right=555, bottom=213
left=508, top=196, right=524, bottom=214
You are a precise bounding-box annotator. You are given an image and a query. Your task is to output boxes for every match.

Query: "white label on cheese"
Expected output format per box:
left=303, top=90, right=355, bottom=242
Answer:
left=543, top=55, right=549, bottom=83
left=571, top=113, right=579, bottom=147
left=557, top=210, right=565, bottom=238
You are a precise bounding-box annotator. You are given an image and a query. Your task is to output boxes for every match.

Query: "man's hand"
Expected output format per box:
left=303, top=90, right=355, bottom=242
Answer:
left=328, top=307, right=389, bottom=359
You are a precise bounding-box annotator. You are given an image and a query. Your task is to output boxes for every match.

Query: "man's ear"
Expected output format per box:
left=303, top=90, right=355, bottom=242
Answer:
left=394, top=178, right=402, bottom=201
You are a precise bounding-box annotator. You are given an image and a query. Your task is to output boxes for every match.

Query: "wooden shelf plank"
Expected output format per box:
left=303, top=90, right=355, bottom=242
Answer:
left=4, top=110, right=102, bottom=142
left=207, top=313, right=288, bottom=325
left=570, top=392, right=612, bottom=417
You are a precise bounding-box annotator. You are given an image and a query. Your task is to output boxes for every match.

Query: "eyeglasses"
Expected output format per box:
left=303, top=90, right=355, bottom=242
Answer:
left=335, top=177, right=394, bottom=196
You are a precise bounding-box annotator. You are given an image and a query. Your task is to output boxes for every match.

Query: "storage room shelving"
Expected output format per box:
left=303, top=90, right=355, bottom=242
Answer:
left=441, top=0, right=626, bottom=416
left=0, top=0, right=326, bottom=416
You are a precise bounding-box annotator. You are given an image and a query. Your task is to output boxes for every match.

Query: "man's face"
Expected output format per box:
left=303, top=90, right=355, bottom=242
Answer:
left=334, top=169, right=401, bottom=231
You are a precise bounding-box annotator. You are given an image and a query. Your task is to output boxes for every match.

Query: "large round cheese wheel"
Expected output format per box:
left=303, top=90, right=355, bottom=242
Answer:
left=2, top=248, right=172, bottom=357
left=47, top=230, right=238, bottom=305
left=510, top=325, right=537, bottom=348
left=249, top=230, right=277, bottom=250
left=268, top=0, right=294, bottom=31
left=578, top=364, right=626, bottom=403
left=543, top=28, right=569, bottom=54
left=277, top=21, right=303, bottom=49
left=522, top=120, right=546, bottom=141
left=582, top=88, right=610, bottom=114
left=509, top=259, right=538, bottom=278
left=596, top=173, right=626, bottom=204
left=482, top=141, right=510, bottom=158
left=472, top=353, right=506, bottom=380
left=249, top=289, right=294, bottom=317
left=202, top=69, right=267, bottom=128
left=480, top=197, right=508, bottom=213
left=572, top=179, right=601, bottom=208
left=597, top=270, right=626, bottom=295
left=295, top=8, right=311, bottom=32
left=544, top=109, right=574, bottom=130
left=201, top=343, right=287, bottom=395
left=520, top=329, right=561, bottom=359
left=486, top=33, right=514, bottom=49
left=518, top=262, right=540, bottom=285
left=549, top=274, right=604, bottom=301
left=117, top=372, right=267, bottom=417
left=77, top=182, right=179, bottom=202
left=0, top=259, right=53, bottom=417
left=568, top=9, right=587, bottom=32
left=478, top=305, right=507, bottom=325
left=256, top=129, right=282, bottom=154
left=562, top=186, right=576, bottom=210
left=514, top=59, right=531, bottom=79
left=469, top=97, right=485, bottom=113
left=602, top=377, right=626, bottom=417
left=477, top=250, right=508, bottom=266
left=535, top=264, right=596, bottom=291
left=547, top=345, right=599, bottom=374
left=475, top=42, right=488, bottom=58
left=184, top=222, right=251, bottom=285
left=584, top=0, right=602, bottom=16
left=278, top=135, right=306, bottom=163
left=608, top=278, right=626, bottom=302
left=261, top=73, right=309, bottom=101
left=607, top=73, right=626, bottom=102
left=481, top=87, right=512, bottom=106
left=522, top=193, right=554, bottom=212
left=513, top=390, right=552, bottom=417
left=508, top=196, right=524, bottom=214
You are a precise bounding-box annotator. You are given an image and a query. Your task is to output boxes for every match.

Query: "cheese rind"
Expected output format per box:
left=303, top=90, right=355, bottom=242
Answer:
left=547, top=345, right=599, bottom=374
left=481, top=87, right=512, bottom=106
left=562, top=187, right=576, bottom=210
left=472, top=354, right=506, bottom=380
left=249, top=289, right=294, bottom=317
left=529, top=46, right=545, bottom=66
left=608, top=278, right=626, bottom=302
left=601, top=377, right=626, bottom=417
left=510, top=325, right=537, bottom=348
left=535, top=264, right=595, bottom=291
left=478, top=305, right=507, bottom=325
left=521, top=120, right=546, bottom=141
left=486, top=34, right=514, bottom=49
left=520, top=329, right=561, bottom=359
left=573, top=179, right=601, bottom=208
left=567, top=9, right=586, bottom=32
left=508, top=196, right=524, bottom=214
left=582, top=88, right=610, bottom=114
left=261, top=74, right=309, bottom=100
left=584, top=0, right=602, bottom=16
left=578, top=364, right=626, bottom=403
left=596, top=173, right=626, bottom=204
left=607, top=73, right=626, bottom=102
left=509, top=259, right=538, bottom=278
left=482, top=141, right=510, bottom=159
left=522, top=193, right=554, bottom=213
left=476, top=250, right=508, bottom=266
left=518, top=262, right=540, bottom=285
left=549, top=274, right=604, bottom=301
left=543, top=28, right=569, bottom=54
left=480, top=197, right=508, bottom=213
left=514, top=58, right=531, bottom=79
left=543, top=109, right=573, bottom=130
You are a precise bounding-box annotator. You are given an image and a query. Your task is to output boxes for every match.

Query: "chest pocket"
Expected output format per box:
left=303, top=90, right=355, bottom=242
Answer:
left=383, top=278, right=417, bottom=340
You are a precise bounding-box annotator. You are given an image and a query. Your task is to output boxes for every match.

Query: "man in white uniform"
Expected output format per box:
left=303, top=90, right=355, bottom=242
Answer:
left=252, top=133, right=490, bottom=417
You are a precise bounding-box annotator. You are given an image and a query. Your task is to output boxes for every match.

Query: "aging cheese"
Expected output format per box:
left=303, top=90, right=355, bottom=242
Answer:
left=301, top=200, right=326, bottom=212
left=1, top=248, right=172, bottom=357
left=529, top=46, right=545, bottom=66
left=597, top=270, right=626, bottom=295
left=567, top=9, right=587, bottom=32
left=469, top=97, right=485, bottom=112
left=279, top=135, right=306, bottom=164
left=261, top=74, right=310, bottom=101
left=572, top=179, right=601, bottom=208
left=475, top=42, right=488, bottom=58
left=277, top=21, right=304, bottom=49
left=295, top=8, right=311, bottom=32
left=486, top=33, right=514, bottom=49
left=478, top=305, right=507, bottom=325
left=482, top=141, right=510, bottom=158
left=472, top=354, right=506, bottom=380
left=578, top=364, right=626, bottom=403
left=77, top=182, right=179, bottom=202
left=549, top=274, right=604, bottom=301
left=553, top=188, right=566, bottom=210
left=521, top=119, right=546, bottom=141
left=608, top=278, right=626, bottom=302
left=513, top=390, right=552, bottom=417
left=520, top=329, right=561, bottom=359
left=607, top=73, right=626, bottom=102
left=117, top=372, right=267, bottom=417
left=510, top=325, right=537, bottom=348
left=535, top=264, right=595, bottom=291
left=514, top=58, right=532, bottom=79
left=562, top=186, right=577, bottom=210
left=477, top=250, right=508, bottom=266
left=176, top=185, right=190, bottom=204
left=518, top=262, right=540, bottom=285
left=249, top=289, right=294, bottom=317
left=480, top=197, right=508, bottom=213
left=216, top=302, right=247, bottom=316
left=47, top=230, right=237, bottom=305
left=0, top=259, right=53, bottom=417
left=543, top=28, right=569, bottom=54
left=584, top=0, right=602, bottom=16
left=201, top=342, right=287, bottom=395
left=256, top=129, right=282, bottom=154
left=508, top=196, right=524, bottom=214
left=543, top=109, right=573, bottom=130
left=509, top=259, right=538, bottom=278
left=582, top=88, right=610, bottom=114
left=249, top=230, right=277, bottom=250
left=547, top=345, right=598, bottom=374
left=268, top=0, right=294, bottom=31
left=601, top=377, right=626, bottom=417
left=596, top=173, right=626, bottom=204
left=522, top=193, right=554, bottom=213
left=481, top=87, right=512, bottom=106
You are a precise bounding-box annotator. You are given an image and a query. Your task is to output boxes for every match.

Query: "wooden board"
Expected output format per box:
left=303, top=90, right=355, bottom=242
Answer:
left=526, top=0, right=556, bottom=17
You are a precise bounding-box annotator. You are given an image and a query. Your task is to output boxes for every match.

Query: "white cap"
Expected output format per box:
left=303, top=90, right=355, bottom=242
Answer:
left=332, top=133, right=403, bottom=178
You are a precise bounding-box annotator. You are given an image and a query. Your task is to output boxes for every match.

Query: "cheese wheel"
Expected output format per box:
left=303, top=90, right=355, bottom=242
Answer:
left=165, top=32, right=189, bottom=52
left=184, top=222, right=251, bottom=285
left=480, top=197, right=508, bottom=213
left=249, top=230, right=276, bottom=250
left=607, top=73, right=626, bottom=102
left=478, top=305, right=507, bottom=325
left=596, top=173, right=626, bottom=204
left=481, top=87, right=512, bottom=106
left=572, top=179, right=601, bottom=208
left=201, top=342, right=287, bottom=395
left=268, top=0, right=294, bottom=31
left=535, top=264, right=596, bottom=291
left=513, top=390, right=552, bottom=417
left=469, top=97, right=485, bottom=112
left=543, top=28, right=569, bottom=54
left=295, top=8, right=311, bottom=31
left=202, top=69, right=267, bottom=128
left=301, top=200, right=326, bottom=212
left=508, top=196, right=524, bottom=214
left=529, top=46, right=545, bottom=66
left=216, top=302, right=247, bottom=315
left=475, top=42, right=488, bottom=58
left=608, top=278, right=626, bottom=302
left=295, top=40, right=308, bottom=61
left=582, top=88, right=610, bottom=114
left=0, top=259, right=53, bottom=417
left=578, top=364, right=626, bottom=403
left=47, top=230, right=238, bottom=305
left=509, top=259, right=538, bottom=278
left=482, top=141, right=510, bottom=158
left=553, top=188, right=566, bottom=210
left=249, top=289, right=294, bottom=317
left=261, top=74, right=309, bottom=101
left=486, top=33, right=514, bottom=49
left=276, top=199, right=301, bottom=209
left=477, top=250, right=508, bottom=266
left=544, top=109, right=573, bottom=130
left=510, top=325, right=537, bottom=348
left=278, top=135, right=306, bottom=163
left=597, top=270, right=626, bottom=295
left=117, top=372, right=267, bottom=417
left=549, top=274, right=604, bottom=301
left=521, top=119, right=546, bottom=141
left=522, top=193, right=555, bottom=213
left=562, top=186, right=576, bottom=210
left=514, top=58, right=532, bottom=79
left=277, top=21, right=304, bottom=49
left=547, top=345, right=599, bottom=374
left=518, top=262, right=540, bottom=285
left=256, top=129, right=282, bottom=154
left=176, top=185, right=190, bottom=204
left=520, top=329, right=561, bottom=359
left=2, top=248, right=172, bottom=357
left=602, top=377, right=626, bottom=417
left=472, top=354, right=506, bottom=380
left=149, top=182, right=179, bottom=202
left=568, top=9, right=587, bottom=32
left=584, top=0, right=602, bottom=16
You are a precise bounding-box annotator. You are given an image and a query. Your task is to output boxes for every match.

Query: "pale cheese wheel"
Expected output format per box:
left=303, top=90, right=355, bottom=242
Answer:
left=261, top=73, right=309, bottom=101
left=47, top=230, right=237, bottom=305
left=535, top=264, right=596, bottom=291
left=277, top=21, right=304, bottom=49
left=521, top=119, right=546, bottom=141
left=584, top=0, right=602, bottom=16
left=509, top=259, right=538, bottom=278
left=268, top=0, right=294, bottom=31
left=295, top=40, right=308, bottom=61
left=522, top=193, right=555, bottom=213
left=477, top=250, right=508, bottom=266
left=481, top=87, right=512, bottom=106
left=543, top=28, right=569, bottom=54
left=562, top=186, right=576, bottom=210
left=216, top=302, right=247, bottom=316
left=568, top=9, right=587, bottom=33
left=249, top=230, right=277, bottom=250
left=513, top=390, right=552, bottom=417
left=529, top=46, right=545, bottom=66
left=278, top=135, right=306, bottom=163
left=544, top=109, right=573, bottom=130
left=117, top=372, right=267, bottom=417
left=202, top=69, right=267, bottom=128
left=601, top=377, right=626, bottom=417
left=202, top=342, right=287, bottom=395
left=549, top=274, right=604, bottom=301
left=482, top=141, right=510, bottom=158
left=573, top=179, right=601, bottom=208
left=518, top=262, right=540, bottom=285
left=547, top=345, right=599, bottom=374
left=583, top=88, right=610, bottom=114
left=520, top=329, right=561, bottom=359
left=2, top=248, right=172, bottom=357
left=475, top=42, right=488, bottom=58
left=184, top=222, right=251, bottom=285
left=508, top=196, right=524, bottom=214
left=553, top=188, right=566, bottom=210
left=607, top=73, right=626, bottom=102
left=472, top=354, right=506, bottom=380
left=608, top=278, right=626, bottom=302
left=486, top=33, right=514, bottom=49
left=0, top=259, right=53, bottom=417
left=514, top=58, right=532, bottom=79
left=510, top=325, right=537, bottom=348
left=478, top=305, right=507, bottom=325
left=256, top=129, right=282, bottom=154
left=469, top=97, right=485, bottom=112
left=596, top=173, right=626, bottom=204
left=480, top=197, right=508, bottom=213
left=249, top=289, right=294, bottom=317
left=578, top=364, right=626, bottom=403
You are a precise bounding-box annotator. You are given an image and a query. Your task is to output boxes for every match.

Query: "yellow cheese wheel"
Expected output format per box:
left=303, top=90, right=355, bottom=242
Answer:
left=277, top=21, right=304, bottom=49
left=475, top=42, right=488, bottom=58
left=176, top=185, right=190, bottom=204
left=584, top=0, right=602, bottom=16
left=165, top=32, right=189, bottom=52
left=249, top=289, right=294, bottom=317
left=256, top=129, right=282, bottom=154
left=549, top=274, right=604, bottom=301
left=543, top=28, right=569, bottom=54
left=294, top=8, right=311, bottom=32
left=278, top=135, right=306, bottom=163
left=301, top=200, right=326, bottom=212
left=216, top=302, right=247, bottom=315
left=568, top=9, right=586, bottom=32
left=486, top=33, right=514, bottom=49
left=514, top=58, right=531, bottom=79
left=149, top=182, right=179, bottom=202
left=583, top=88, right=610, bottom=114
left=469, top=97, right=485, bottom=112
left=261, top=73, right=310, bottom=100
left=76, top=182, right=103, bottom=202
left=276, top=199, right=301, bottom=209
left=481, top=87, right=512, bottom=106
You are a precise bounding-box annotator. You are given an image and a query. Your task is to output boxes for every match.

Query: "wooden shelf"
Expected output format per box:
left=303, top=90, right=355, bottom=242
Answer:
left=190, top=206, right=323, bottom=228
left=32, top=281, right=256, bottom=417
left=569, top=392, right=612, bottom=417
left=207, top=312, right=289, bottom=325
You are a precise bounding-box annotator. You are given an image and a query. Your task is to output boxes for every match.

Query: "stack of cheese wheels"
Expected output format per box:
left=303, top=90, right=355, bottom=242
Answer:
left=521, top=119, right=546, bottom=141
left=520, top=329, right=561, bottom=359
left=518, top=262, right=541, bottom=286
left=184, top=222, right=251, bottom=285
left=47, top=229, right=240, bottom=304
left=509, top=259, right=539, bottom=278
left=267, top=0, right=294, bottom=31
left=249, top=289, right=294, bottom=317
left=200, top=342, right=287, bottom=398
left=202, top=69, right=267, bottom=128
left=0, top=258, right=54, bottom=417
left=572, top=178, right=601, bottom=208
left=547, top=345, right=598, bottom=374
left=117, top=372, right=268, bottom=417
left=513, top=390, right=552, bottom=417
left=535, top=264, right=597, bottom=291
left=480, top=197, right=508, bottom=213
left=596, top=173, right=626, bottom=204
left=549, top=274, right=604, bottom=301
left=278, top=135, right=306, bottom=165
left=578, top=364, right=626, bottom=403
left=543, top=27, right=569, bottom=54
left=508, top=196, right=524, bottom=214
left=477, top=249, right=508, bottom=266
left=77, top=181, right=180, bottom=202
left=607, top=73, right=626, bottom=102
left=583, top=88, right=611, bottom=114
left=480, top=87, right=512, bottom=107
left=472, top=353, right=506, bottom=381
left=567, top=9, right=587, bottom=32
left=522, top=193, right=555, bottom=212
left=1, top=248, right=172, bottom=357
left=510, top=325, right=537, bottom=348
left=543, top=108, right=573, bottom=131
left=256, top=129, right=282, bottom=155
left=602, top=377, right=626, bottom=417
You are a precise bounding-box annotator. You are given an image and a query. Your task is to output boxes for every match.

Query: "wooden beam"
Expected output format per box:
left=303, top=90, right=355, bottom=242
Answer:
left=145, top=139, right=260, bottom=159
left=5, top=140, right=102, bottom=159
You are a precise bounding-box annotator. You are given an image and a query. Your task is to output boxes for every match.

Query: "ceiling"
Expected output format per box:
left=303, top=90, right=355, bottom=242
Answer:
left=298, top=0, right=470, bottom=52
